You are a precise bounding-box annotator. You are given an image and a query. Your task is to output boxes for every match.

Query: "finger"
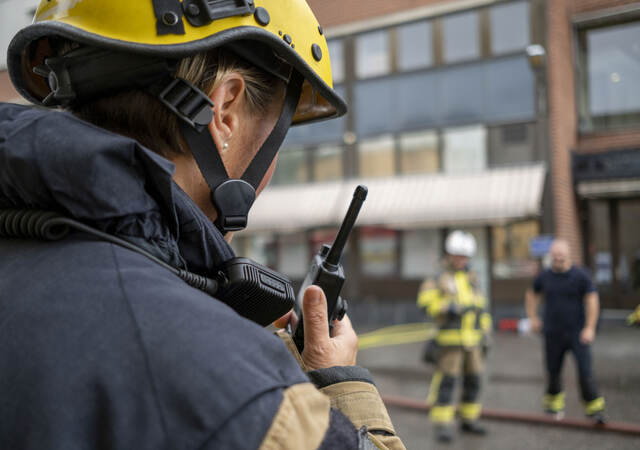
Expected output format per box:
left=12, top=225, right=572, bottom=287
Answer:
left=302, top=285, right=330, bottom=349
left=331, top=314, right=358, bottom=345
left=272, top=310, right=293, bottom=329
left=331, top=313, right=354, bottom=337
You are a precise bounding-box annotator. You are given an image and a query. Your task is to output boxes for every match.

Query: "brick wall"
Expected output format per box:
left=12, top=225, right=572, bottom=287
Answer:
left=547, top=0, right=584, bottom=263
left=571, top=0, right=640, bottom=15
left=578, top=131, right=640, bottom=153
left=308, top=0, right=448, bottom=28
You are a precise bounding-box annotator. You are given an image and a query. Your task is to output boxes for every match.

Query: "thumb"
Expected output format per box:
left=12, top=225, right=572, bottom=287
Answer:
left=302, top=285, right=329, bottom=349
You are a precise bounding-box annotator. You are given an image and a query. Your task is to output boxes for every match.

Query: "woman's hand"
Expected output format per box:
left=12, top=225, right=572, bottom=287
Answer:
left=273, top=285, right=358, bottom=371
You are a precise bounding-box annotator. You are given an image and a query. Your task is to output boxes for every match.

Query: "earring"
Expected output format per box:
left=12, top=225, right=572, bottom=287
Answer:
left=222, top=142, right=229, bottom=150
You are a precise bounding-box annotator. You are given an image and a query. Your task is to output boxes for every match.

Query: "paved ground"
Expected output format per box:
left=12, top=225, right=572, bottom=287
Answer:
left=356, top=324, right=640, bottom=450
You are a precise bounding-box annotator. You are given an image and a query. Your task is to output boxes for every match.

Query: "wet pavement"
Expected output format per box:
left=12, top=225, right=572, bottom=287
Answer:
left=356, top=324, right=640, bottom=449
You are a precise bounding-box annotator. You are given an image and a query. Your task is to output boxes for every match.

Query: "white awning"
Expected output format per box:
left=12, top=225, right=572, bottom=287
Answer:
left=244, top=163, right=546, bottom=233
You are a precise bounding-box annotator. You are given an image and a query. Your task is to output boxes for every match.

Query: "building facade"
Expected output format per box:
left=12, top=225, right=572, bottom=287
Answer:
left=234, top=0, right=551, bottom=323
left=233, top=0, right=640, bottom=319
left=1, top=0, right=638, bottom=319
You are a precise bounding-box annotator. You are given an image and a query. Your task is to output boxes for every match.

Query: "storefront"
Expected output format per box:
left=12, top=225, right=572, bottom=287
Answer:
left=232, top=163, right=546, bottom=313
left=574, top=149, right=640, bottom=309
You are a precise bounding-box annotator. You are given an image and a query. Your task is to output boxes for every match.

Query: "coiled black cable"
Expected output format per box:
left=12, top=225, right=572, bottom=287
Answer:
left=0, top=209, right=218, bottom=296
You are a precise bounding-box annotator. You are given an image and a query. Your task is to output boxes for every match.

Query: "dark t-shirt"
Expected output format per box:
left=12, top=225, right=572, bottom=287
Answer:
left=533, top=266, right=597, bottom=333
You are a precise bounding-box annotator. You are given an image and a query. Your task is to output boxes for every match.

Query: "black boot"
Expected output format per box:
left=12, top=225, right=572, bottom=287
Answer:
left=435, top=425, right=453, bottom=443
left=588, top=411, right=606, bottom=425
left=460, top=420, right=487, bottom=435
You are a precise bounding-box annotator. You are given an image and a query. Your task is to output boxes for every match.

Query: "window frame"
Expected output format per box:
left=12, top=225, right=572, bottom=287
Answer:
left=574, top=14, right=640, bottom=135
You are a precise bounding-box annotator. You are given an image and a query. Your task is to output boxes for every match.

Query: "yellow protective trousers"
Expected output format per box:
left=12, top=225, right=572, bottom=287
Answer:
left=429, top=347, right=484, bottom=425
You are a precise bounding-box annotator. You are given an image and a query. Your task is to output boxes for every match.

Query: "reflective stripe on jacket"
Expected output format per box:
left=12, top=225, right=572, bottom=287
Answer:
left=417, top=270, right=492, bottom=347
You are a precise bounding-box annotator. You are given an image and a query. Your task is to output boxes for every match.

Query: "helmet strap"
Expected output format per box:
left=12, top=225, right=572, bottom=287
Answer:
left=158, top=72, right=303, bottom=234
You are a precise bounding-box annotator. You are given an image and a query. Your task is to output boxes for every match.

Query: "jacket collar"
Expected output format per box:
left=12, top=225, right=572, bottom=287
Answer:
left=0, top=103, right=234, bottom=273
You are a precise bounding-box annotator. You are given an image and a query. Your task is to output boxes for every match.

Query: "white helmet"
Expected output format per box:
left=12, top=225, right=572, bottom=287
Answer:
left=445, top=231, right=476, bottom=258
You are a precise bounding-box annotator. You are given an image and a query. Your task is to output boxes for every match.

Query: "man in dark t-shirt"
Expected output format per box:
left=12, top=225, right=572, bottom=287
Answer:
left=525, top=239, right=605, bottom=423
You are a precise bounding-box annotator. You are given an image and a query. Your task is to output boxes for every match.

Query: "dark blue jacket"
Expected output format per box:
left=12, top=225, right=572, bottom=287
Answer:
left=0, top=104, right=395, bottom=450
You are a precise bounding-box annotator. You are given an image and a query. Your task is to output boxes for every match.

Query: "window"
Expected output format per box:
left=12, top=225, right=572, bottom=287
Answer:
left=278, top=233, right=308, bottom=278
left=354, top=55, right=535, bottom=134
left=490, top=1, right=530, bottom=55
left=359, top=135, right=396, bottom=178
left=587, top=201, right=612, bottom=287
left=401, top=229, right=441, bottom=279
left=488, top=122, right=537, bottom=166
left=360, top=228, right=397, bottom=276
left=492, top=220, right=540, bottom=279
left=442, top=11, right=480, bottom=63
left=578, top=21, right=640, bottom=131
left=328, top=39, right=345, bottom=83
left=356, top=29, right=391, bottom=78
left=244, top=234, right=278, bottom=269
left=460, top=228, right=489, bottom=297
left=442, top=125, right=487, bottom=173
left=273, top=147, right=308, bottom=185
left=399, top=130, right=439, bottom=174
left=314, top=144, right=343, bottom=182
left=397, top=20, right=433, bottom=71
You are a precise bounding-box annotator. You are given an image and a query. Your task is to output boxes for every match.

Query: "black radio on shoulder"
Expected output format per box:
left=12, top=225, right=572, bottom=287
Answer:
left=215, top=257, right=295, bottom=327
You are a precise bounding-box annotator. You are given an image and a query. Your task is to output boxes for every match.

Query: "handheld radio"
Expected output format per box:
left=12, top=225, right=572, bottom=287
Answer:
left=291, top=185, right=368, bottom=353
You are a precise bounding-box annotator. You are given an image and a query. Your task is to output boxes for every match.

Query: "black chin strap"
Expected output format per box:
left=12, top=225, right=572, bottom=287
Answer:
left=159, top=72, right=303, bottom=234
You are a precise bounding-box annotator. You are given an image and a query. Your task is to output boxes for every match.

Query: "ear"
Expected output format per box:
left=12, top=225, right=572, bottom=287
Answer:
left=207, top=73, right=246, bottom=155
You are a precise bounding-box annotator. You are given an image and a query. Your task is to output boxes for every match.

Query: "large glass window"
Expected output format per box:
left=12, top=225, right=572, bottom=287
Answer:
left=490, top=1, right=530, bottom=55
left=442, top=125, right=487, bottom=173
left=273, top=147, right=308, bottom=185
left=278, top=233, right=308, bottom=278
left=354, top=55, right=535, bottom=135
left=359, top=135, right=396, bottom=178
left=442, top=11, right=480, bottom=63
left=399, top=130, right=439, bottom=174
left=488, top=122, right=537, bottom=166
left=360, top=227, right=398, bottom=276
left=314, top=144, right=343, bottom=182
left=356, top=29, right=391, bottom=79
left=401, top=229, right=441, bottom=279
left=492, top=220, right=540, bottom=279
left=397, top=20, right=433, bottom=71
left=578, top=21, right=640, bottom=131
left=327, top=39, right=345, bottom=83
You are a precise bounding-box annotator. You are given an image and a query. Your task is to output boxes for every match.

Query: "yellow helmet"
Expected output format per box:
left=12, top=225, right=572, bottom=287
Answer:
left=7, top=0, right=346, bottom=124
left=7, top=0, right=347, bottom=234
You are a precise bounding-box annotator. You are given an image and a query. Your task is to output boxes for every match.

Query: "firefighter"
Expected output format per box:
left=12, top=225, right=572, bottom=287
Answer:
left=417, top=231, right=492, bottom=443
left=0, top=1, right=405, bottom=449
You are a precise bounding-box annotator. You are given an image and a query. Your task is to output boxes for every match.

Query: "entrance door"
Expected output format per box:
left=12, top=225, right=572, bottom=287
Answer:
left=586, top=199, right=640, bottom=309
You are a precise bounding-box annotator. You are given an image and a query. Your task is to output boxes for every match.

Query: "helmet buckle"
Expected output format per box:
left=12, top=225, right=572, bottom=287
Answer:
left=182, top=0, right=256, bottom=27
left=211, top=179, right=256, bottom=233
left=157, top=77, right=214, bottom=132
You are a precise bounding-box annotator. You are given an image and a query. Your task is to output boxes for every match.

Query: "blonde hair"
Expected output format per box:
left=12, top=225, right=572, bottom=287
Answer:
left=67, top=46, right=283, bottom=158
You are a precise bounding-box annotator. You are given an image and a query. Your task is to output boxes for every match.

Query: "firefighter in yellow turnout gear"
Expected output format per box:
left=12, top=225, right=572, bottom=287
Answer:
left=418, top=231, right=492, bottom=443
